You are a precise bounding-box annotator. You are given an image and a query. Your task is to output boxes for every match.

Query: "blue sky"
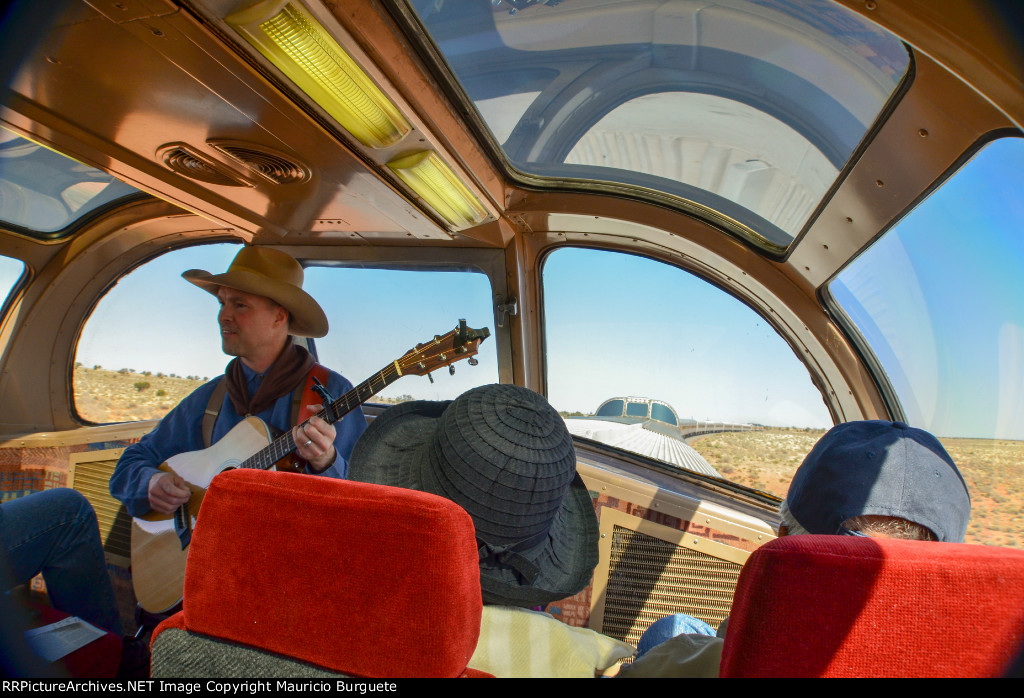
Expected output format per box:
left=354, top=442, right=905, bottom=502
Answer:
left=1, top=140, right=1022, bottom=437
left=0, top=241, right=831, bottom=427
left=543, top=248, right=831, bottom=427
left=65, top=245, right=500, bottom=402
left=830, top=136, right=1024, bottom=440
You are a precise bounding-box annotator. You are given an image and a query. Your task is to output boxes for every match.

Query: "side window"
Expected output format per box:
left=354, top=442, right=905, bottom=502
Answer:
left=828, top=136, right=1024, bottom=548
left=0, top=254, right=26, bottom=313
left=304, top=266, right=498, bottom=402
left=543, top=247, right=831, bottom=496
left=74, top=244, right=241, bottom=423
left=73, top=250, right=499, bottom=423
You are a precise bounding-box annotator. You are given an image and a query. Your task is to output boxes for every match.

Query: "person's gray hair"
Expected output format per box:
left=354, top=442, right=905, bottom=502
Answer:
left=841, top=515, right=937, bottom=541
left=778, top=498, right=936, bottom=541
left=778, top=499, right=811, bottom=536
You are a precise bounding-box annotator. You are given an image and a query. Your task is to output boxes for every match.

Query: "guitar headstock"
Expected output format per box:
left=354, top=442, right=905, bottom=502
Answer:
left=400, top=319, right=491, bottom=377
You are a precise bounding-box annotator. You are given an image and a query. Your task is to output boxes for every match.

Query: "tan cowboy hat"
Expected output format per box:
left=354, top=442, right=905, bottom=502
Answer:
left=182, top=247, right=328, bottom=338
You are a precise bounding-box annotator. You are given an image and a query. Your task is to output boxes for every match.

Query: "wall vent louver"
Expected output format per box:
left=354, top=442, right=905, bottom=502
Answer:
left=157, top=143, right=250, bottom=187
left=68, top=449, right=133, bottom=566
left=602, top=525, right=742, bottom=647
left=208, top=141, right=311, bottom=185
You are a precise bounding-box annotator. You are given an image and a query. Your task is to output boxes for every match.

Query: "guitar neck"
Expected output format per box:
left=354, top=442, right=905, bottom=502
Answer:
left=241, top=363, right=403, bottom=471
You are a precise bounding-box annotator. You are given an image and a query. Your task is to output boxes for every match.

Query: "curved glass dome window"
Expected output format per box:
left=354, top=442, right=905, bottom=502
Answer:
left=594, top=396, right=680, bottom=426
left=828, top=137, right=1024, bottom=442
left=625, top=401, right=649, bottom=418
left=650, top=401, right=679, bottom=426
left=595, top=398, right=625, bottom=417
left=0, top=128, right=142, bottom=237
left=409, top=0, right=909, bottom=250
left=827, top=136, right=1024, bottom=549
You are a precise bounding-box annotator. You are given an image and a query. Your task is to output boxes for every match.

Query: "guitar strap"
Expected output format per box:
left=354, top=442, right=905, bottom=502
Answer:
left=291, top=363, right=331, bottom=427
left=201, top=379, right=228, bottom=449
left=200, top=364, right=330, bottom=449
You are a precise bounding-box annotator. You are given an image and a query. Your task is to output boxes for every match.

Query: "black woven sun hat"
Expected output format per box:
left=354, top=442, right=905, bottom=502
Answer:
left=348, top=383, right=599, bottom=607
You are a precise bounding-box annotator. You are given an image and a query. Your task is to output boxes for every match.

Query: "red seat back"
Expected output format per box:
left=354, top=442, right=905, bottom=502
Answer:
left=720, top=535, right=1024, bottom=677
left=153, top=468, right=484, bottom=678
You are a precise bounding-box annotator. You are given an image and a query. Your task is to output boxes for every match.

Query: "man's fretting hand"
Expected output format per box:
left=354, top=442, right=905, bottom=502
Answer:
left=292, top=410, right=337, bottom=472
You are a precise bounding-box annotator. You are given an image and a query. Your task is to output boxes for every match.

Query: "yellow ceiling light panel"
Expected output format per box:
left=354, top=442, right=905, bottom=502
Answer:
left=387, top=151, right=488, bottom=229
left=226, top=0, right=411, bottom=149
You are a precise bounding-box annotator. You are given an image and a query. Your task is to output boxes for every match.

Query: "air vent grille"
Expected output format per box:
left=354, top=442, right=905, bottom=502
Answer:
left=158, top=144, right=248, bottom=187
left=69, top=450, right=132, bottom=566
left=209, top=141, right=311, bottom=185
left=602, top=525, right=742, bottom=646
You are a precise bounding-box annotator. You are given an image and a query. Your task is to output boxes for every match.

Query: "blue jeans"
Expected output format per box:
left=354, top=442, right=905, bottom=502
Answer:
left=0, top=489, right=122, bottom=634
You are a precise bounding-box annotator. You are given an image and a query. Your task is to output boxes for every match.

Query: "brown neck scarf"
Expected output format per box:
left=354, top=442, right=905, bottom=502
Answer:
left=224, top=340, right=315, bottom=417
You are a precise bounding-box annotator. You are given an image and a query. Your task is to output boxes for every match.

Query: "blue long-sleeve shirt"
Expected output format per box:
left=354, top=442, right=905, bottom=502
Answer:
left=109, top=363, right=367, bottom=517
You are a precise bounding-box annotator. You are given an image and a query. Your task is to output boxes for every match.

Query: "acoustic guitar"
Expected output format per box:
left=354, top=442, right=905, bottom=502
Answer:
left=130, top=320, right=490, bottom=613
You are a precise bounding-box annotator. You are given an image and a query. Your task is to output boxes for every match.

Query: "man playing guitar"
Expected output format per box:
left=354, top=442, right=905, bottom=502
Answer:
left=109, top=246, right=368, bottom=519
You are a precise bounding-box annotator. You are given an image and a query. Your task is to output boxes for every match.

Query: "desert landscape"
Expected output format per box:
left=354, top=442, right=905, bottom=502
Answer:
left=74, top=365, right=208, bottom=423
left=690, top=429, right=1024, bottom=548
left=72, top=365, right=414, bottom=422
left=74, top=366, right=1022, bottom=549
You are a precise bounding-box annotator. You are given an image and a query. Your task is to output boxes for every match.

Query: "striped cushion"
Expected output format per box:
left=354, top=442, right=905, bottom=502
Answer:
left=468, top=606, right=633, bottom=677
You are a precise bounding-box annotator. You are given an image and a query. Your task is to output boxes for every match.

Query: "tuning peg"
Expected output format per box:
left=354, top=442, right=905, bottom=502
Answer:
left=468, top=357, right=478, bottom=367
left=449, top=365, right=456, bottom=376
left=427, top=373, right=434, bottom=384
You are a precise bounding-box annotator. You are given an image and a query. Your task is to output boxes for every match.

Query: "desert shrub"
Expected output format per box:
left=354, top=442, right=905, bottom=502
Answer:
left=156, top=389, right=166, bottom=397
left=118, top=368, right=130, bottom=375
left=133, top=381, right=150, bottom=392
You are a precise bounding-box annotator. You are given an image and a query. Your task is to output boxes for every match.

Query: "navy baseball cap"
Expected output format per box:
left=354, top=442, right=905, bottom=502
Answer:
left=787, top=421, right=971, bottom=542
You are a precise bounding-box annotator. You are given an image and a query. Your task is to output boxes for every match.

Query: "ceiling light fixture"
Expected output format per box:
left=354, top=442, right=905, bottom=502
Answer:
left=226, top=0, right=411, bottom=149
left=387, top=151, right=488, bottom=229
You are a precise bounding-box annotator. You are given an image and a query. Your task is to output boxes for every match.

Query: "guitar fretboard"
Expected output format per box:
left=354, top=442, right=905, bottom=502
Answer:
left=240, top=363, right=404, bottom=471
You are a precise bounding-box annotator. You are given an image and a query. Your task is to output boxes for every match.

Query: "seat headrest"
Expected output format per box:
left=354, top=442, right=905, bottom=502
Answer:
left=721, top=535, right=1024, bottom=677
left=182, top=468, right=482, bottom=678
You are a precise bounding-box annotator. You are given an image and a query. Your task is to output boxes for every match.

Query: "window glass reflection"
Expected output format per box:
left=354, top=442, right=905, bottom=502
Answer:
left=0, top=128, right=141, bottom=235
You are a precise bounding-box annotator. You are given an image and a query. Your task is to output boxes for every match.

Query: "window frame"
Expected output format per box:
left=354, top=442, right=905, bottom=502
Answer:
left=69, top=242, right=512, bottom=425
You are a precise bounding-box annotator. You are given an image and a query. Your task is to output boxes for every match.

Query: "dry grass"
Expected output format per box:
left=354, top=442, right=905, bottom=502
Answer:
left=74, top=366, right=205, bottom=422
left=690, top=428, right=823, bottom=498
left=939, top=438, right=1024, bottom=549
left=73, top=366, right=411, bottom=423
left=690, top=429, right=1024, bottom=549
